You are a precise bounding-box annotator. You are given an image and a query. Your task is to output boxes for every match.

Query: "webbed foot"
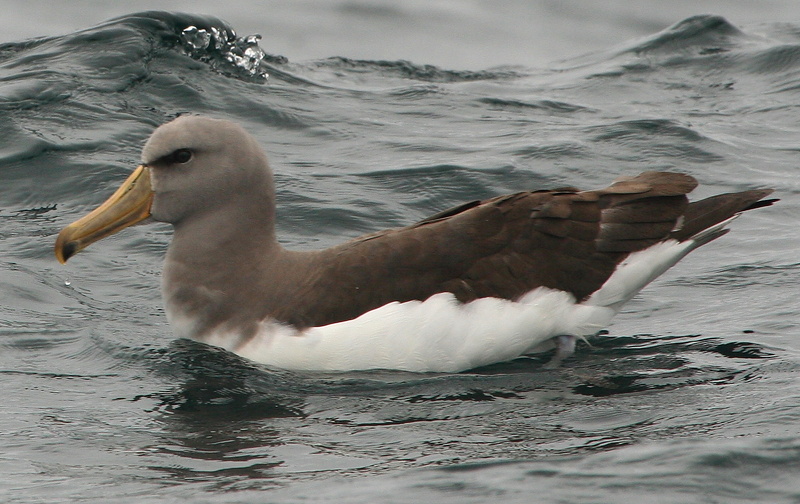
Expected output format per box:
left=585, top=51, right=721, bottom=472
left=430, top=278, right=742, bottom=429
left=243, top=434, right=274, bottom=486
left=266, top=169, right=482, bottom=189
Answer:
left=544, top=334, right=577, bottom=368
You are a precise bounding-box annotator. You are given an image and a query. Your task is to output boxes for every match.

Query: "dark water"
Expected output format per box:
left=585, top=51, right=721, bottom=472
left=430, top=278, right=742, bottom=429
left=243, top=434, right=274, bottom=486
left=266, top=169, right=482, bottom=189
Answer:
left=1, top=10, right=799, bottom=504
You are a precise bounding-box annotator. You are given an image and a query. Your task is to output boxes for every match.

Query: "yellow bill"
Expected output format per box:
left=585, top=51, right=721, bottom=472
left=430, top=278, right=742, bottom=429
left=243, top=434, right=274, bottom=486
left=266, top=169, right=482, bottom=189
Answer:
left=55, top=165, right=153, bottom=264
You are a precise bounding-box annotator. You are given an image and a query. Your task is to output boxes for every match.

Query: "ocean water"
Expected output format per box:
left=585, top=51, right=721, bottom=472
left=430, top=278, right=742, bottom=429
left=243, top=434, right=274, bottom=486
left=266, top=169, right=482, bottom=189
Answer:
left=1, top=5, right=799, bottom=504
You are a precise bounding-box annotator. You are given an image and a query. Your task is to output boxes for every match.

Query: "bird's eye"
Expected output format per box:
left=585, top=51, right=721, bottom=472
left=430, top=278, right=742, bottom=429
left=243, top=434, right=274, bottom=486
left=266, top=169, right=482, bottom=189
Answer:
left=170, top=149, right=193, bottom=164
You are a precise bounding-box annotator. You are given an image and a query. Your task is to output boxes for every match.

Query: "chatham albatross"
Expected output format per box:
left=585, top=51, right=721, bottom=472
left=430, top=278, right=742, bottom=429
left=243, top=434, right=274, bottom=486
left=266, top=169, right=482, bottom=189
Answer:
left=55, top=116, right=775, bottom=372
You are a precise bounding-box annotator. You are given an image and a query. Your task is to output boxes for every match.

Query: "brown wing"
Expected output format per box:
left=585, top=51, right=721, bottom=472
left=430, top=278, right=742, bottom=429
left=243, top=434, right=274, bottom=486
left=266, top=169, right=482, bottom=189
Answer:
left=279, top=171, right=772, bottom=328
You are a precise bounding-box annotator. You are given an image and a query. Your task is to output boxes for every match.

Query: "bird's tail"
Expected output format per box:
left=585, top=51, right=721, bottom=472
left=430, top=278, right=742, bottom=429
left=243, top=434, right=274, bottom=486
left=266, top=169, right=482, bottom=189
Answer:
left=586, top=187, right=775, bottom=313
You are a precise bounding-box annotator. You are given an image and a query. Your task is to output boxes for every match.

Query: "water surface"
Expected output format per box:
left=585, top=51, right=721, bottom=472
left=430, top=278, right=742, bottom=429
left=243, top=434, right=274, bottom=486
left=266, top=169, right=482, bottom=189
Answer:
left=1, top=7, right=799, bottom=504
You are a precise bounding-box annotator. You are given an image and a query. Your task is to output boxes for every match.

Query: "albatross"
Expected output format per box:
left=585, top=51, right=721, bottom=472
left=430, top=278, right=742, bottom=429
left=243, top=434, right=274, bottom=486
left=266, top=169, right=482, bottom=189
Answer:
left=55, top=116, right=775, bottom=372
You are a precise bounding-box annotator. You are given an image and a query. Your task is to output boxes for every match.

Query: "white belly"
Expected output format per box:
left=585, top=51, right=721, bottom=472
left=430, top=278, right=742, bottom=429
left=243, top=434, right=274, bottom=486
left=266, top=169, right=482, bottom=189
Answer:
left=226, top=288, right=614, bottom=372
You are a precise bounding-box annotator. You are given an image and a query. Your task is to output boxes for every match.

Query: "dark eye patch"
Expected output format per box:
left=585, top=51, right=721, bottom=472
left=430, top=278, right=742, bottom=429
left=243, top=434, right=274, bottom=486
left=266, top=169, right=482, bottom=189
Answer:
left=160, top=148, right=193, bottom=165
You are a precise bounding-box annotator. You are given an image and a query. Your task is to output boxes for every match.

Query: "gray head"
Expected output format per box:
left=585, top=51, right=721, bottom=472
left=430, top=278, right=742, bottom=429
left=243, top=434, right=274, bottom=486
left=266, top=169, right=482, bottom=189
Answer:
left=54, top=116, right=278, bottom=263
left=142, top=115, right=275, bottom=225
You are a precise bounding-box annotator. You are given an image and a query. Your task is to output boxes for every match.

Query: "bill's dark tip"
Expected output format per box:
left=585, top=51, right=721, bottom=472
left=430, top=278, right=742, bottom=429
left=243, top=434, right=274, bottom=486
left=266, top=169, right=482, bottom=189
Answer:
left=63, top=242, right=77, bottom=260
left=56, top=241, right=77, bottom=264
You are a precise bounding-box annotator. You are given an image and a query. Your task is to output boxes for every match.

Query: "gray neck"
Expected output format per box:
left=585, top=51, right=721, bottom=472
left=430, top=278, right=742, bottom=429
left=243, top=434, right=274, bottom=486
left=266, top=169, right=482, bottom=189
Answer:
left=161, top=196, right=284, bottom=342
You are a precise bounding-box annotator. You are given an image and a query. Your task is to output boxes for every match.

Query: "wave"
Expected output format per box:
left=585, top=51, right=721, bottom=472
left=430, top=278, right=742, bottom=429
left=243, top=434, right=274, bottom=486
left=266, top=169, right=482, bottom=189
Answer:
left=551, top=13, right=800, bottom=86
left=622, top=15, right=745, bottom=57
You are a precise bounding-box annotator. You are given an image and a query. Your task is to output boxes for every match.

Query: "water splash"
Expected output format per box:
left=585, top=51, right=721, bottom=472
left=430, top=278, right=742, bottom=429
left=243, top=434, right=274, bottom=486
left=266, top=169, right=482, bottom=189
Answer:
left=180, top=25, right=213, bottom=51
left=179, top=25, right=274, bottom=79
